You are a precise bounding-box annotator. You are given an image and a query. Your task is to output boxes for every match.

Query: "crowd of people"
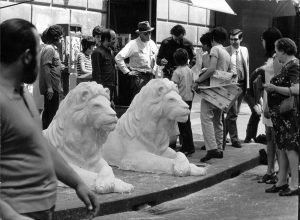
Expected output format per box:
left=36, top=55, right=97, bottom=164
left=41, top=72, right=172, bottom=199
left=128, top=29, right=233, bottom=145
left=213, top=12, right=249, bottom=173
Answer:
left=0, top=16, right=299, bottom=219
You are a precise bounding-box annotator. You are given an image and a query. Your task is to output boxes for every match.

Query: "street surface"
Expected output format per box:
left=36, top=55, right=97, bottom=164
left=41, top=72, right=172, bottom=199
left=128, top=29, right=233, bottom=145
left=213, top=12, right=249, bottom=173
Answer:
left=95, top=166, right=298, bottom=220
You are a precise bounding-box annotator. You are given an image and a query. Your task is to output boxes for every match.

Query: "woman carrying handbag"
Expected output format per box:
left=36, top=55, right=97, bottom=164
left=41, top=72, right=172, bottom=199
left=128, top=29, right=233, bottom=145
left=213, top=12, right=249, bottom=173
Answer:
left=263, top=38, right=299, bottom=196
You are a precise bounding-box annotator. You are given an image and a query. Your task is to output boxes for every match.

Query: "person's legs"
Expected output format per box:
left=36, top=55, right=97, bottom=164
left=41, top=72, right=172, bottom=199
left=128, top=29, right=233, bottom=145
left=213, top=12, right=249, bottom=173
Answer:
left=212, top=107, right=223, bottom=151
left=245, top=110, right=261, bottom=142
left=276, top=149, right=289, bottom=186
left=266, top=126, right=277, bottom=174
left=265, top=149, right=289, bottom=192
left=200, top=100, right=223, bottom=162
left=42, top=91, right=59, bottom=129
left=225, top=101, right=239, bottom=143
left=201, top=99, right=218, bottom=151
left=286, top=150, right=299, bottom=190
left=179, top=101, right=195, bottom=153
left=259, top=125, right=277, bottom=183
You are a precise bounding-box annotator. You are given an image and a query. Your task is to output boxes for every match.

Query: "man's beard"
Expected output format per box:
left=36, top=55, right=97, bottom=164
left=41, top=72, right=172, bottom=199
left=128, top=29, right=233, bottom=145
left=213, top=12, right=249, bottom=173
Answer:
left=22, top=59, right=38, bottom=84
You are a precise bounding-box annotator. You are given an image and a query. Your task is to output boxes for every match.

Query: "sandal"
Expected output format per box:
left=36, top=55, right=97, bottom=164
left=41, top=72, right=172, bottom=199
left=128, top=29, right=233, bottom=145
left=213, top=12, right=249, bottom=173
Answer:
left=265, top=174, right=278, bottom=184
left=258, top=172, right=277, bottom=183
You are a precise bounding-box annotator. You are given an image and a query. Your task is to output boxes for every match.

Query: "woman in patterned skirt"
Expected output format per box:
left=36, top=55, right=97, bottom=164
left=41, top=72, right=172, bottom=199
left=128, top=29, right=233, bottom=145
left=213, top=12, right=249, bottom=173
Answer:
left=264, top=38, right=299, bottom=196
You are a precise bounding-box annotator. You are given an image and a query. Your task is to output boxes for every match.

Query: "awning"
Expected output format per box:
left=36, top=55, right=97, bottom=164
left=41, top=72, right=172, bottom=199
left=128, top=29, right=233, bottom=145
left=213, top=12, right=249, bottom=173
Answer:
left=191, top=0, right=236, bottom=15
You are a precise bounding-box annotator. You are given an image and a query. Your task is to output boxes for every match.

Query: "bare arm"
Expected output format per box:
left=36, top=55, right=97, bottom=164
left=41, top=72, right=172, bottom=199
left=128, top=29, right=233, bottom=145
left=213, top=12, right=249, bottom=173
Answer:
left=47, top=141, right=100, bottom=215
left=195, top=56, right=217, bottom=83
left=115, top=42, right=133, bottom=74
left=263, top=84, right=298, bottom=96
left=0, top=199, right=33, bottom=220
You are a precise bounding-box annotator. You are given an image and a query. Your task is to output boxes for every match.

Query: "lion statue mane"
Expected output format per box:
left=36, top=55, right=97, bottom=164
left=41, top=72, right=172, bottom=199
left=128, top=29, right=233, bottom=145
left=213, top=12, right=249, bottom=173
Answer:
left=43, top=82, right=134, bottom=193
left=103, top=78, right=206, bottom=176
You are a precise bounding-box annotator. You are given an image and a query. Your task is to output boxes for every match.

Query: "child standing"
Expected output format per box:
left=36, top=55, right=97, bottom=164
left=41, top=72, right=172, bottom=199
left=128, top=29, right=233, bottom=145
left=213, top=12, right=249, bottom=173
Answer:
left=171, top=48, right=195, bottom=156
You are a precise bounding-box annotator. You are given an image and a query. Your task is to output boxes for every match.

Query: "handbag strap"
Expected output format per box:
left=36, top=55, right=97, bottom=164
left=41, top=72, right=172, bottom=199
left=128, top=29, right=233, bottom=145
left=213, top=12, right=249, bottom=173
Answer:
left=288, top=87, right=292, bottom=96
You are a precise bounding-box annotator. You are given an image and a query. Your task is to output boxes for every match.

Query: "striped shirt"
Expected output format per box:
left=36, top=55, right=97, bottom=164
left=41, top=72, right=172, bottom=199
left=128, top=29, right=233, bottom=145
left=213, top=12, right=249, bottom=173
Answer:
left=76, top=52, right=92, bottom=75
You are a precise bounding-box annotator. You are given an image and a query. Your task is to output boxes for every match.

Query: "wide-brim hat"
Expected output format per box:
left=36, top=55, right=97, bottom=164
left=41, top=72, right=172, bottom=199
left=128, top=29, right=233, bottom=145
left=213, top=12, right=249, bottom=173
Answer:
left=135, top=21, right=154, bottom=33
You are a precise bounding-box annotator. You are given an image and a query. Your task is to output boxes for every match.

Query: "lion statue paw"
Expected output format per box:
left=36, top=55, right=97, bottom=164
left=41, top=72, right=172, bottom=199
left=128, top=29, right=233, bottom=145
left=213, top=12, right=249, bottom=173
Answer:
left=95, top=177, right=115, bottom=194
left=113, top=178, right=134, bottom=193
left=189, top=164, right=206, bottom=176
left=173, top=152, right=191, bottom=177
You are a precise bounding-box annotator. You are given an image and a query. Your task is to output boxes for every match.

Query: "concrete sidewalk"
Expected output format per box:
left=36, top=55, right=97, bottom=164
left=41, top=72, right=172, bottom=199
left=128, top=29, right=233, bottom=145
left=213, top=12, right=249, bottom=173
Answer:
left=54, top=96, right=267, bottom=219
left=95, top=166, right=298, bottom=220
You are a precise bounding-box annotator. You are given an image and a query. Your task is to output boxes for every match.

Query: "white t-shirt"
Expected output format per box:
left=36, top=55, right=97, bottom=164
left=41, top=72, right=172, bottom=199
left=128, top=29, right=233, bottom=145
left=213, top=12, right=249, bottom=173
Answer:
left=172, top=65, right=194, bottom=101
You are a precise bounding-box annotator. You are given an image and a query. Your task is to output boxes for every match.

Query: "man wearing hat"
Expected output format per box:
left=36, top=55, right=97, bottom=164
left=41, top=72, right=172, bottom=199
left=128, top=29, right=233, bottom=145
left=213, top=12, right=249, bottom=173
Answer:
left=157, top=24, right=196, bottom=80
left=115, top=21, right=158, bottom=101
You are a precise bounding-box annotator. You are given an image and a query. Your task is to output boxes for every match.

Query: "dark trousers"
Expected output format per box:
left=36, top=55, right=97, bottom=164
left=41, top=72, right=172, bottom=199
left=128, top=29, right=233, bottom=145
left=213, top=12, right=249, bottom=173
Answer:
left=245, top=105, right=261, bottom=140
left=223, top=84, right=245, bottom=144
left=42, top=91, right=60, bottom=129
left=23, top=206, right=55, bottom=220
left=178, top=101, right=195, bottom=152
left=61, top=68, right=69, bottom=96
left=130, top=72, right=153, bottom=102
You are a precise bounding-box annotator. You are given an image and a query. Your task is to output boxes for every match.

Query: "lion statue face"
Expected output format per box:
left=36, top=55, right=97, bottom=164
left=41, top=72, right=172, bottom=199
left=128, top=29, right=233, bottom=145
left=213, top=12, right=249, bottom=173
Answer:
left=113, top=78, right=190, bottom=146
left=161, top=89, right=190, bottom=123
left=44, top=82, right=118, bottom=169
left=86, top=94, right=117, bottom=132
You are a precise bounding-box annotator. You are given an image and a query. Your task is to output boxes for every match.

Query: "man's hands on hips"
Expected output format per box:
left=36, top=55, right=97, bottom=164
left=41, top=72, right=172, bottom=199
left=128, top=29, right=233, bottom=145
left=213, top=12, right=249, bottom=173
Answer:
left=127, top=70, right=139, bottom=76
left=253, top=104, right=262, bottom=116
left=47, top=87, right=54, bottom=100
left=160, top=58, right=168, bottom=66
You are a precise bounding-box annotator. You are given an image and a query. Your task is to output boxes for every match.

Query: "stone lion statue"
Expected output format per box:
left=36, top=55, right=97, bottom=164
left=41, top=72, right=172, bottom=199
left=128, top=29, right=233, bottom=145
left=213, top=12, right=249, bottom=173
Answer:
left=43, top=82, right=134, bottom=193
left=103, top=79, right=206, bottom=177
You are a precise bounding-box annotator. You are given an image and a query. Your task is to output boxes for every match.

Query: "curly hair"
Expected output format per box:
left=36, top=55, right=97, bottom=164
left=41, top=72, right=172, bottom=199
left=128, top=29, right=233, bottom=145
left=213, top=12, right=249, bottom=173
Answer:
left=275, top=38, right=298, bottom=56
left=170, top=25, right=186, bottom=37
left=92, top=25, right=105, bottom=37
left=45, top=25, right=63, bottom=43
left=211, top=27, right=228, bottom=45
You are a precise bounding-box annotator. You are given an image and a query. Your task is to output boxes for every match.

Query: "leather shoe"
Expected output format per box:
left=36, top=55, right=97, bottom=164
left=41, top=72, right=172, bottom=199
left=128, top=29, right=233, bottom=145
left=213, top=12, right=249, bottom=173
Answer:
left=200, top=150, right=223, bottom=162
left=231, top=141, right=242, bottom=148
left=265, top=184, right=289, bottom=193
left=258, top=172, right=278, bottom=184
left=279, top=187, right=299, bottom=196
left=183, top=150, right=195, bottom=157
left=244, top=137, right=251, bottom=143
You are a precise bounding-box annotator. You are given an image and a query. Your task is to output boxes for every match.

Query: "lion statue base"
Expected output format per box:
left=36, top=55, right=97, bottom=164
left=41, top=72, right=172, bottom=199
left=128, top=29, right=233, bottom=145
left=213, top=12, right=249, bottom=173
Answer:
left=43, top=82, right=134, bottom=193
left=103, top=79, right=206, bottom=177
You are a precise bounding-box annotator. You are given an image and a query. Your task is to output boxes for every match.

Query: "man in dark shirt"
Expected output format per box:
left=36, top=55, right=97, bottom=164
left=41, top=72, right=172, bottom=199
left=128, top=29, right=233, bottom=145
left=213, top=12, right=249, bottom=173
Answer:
left=92, top=28, right=117, bottom=104
left=39, top=25, right=64, bottom=129
left=157, top=24, right=196, bottom=79
left=0, top=18, right=99, bottom=220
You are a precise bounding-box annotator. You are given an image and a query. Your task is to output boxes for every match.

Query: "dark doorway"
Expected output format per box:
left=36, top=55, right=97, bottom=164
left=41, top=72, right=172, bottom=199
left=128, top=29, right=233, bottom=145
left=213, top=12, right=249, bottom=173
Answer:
left=109, top=0, right=157, bottom=107
left=109, top=0, right=156, bottom=40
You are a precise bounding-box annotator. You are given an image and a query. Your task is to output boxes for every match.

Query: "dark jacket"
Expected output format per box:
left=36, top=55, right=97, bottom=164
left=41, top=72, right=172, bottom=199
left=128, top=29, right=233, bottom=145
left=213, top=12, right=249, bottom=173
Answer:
left=156, top=37, right=196, bottom=78
left=244, top=68, right=265, bottom=108
left=91, top=45, right=116, bottom=87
